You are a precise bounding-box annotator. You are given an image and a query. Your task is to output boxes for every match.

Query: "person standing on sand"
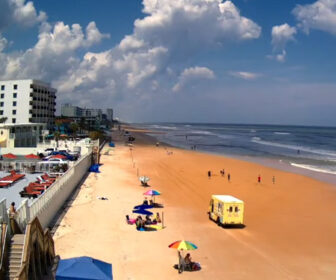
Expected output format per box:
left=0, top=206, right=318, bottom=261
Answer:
left=227, top=173, right=230, bottom=182
left=272, top=176, right=275, bottom=184
left=258, top=175, right=261, bottom=183
left=208, top=170, right=211, bottom=178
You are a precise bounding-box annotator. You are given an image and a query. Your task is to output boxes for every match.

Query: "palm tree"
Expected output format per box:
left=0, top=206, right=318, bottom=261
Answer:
left=70, top=122, right=79, bottom=138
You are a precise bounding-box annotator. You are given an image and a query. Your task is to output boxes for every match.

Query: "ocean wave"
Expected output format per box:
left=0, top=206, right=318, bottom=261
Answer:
left=251, top=138, right=336, bottom=158
left=189, top=130, right=215, bottom=136
left=250, top=129, right=256, bottom=133
left=274, top=132, right=291, bottom=135
left=151, top=125, right=177, bottom=130
left=290, top=163, right=336, bottom=175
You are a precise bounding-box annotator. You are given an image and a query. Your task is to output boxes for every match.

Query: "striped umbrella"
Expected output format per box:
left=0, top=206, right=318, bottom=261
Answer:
left=143, top=189, right=161, bottom=196
left=168, top=240, right=198, bottom=250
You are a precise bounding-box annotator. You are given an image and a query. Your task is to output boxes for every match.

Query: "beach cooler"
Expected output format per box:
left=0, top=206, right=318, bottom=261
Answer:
left=208, top=195, right=244, bottom=226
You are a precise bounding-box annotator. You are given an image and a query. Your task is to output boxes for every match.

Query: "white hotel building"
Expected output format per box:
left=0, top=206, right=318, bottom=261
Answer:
left=0, top=79, right=56, bottom=129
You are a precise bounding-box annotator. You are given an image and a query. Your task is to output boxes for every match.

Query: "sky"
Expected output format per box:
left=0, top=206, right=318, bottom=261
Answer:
left=0, top=0, right=335, bottom=126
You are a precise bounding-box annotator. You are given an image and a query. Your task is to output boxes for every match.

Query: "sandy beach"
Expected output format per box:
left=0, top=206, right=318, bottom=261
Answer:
left=54, top=130, right=336, bottom=280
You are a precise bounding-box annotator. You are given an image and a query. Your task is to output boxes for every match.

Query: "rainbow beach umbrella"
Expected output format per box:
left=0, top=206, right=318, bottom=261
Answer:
left=143, top=189, right=161, bottom=196
left=168, top=240, right=198, bottom=251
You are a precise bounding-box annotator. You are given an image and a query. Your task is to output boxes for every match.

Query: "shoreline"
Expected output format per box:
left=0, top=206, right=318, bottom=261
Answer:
left=130, top=129, right=336, bottom=186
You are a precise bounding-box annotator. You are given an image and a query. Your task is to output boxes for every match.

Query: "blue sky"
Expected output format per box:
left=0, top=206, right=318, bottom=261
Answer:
left=0, top=0, right=335, bottom=125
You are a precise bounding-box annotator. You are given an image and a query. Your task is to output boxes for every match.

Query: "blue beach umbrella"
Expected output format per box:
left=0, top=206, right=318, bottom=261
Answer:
left=132, top=208, right=153, bottom=216
left=56, top=256, right=113, bottom=280
left=133, top=204, right=154, bottom=210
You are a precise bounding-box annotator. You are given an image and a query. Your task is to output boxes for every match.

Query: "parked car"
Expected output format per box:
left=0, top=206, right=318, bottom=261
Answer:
left=50, top=151, right=76, bottom=161
left=38, top=148, right=56, bottom=157
left=46, top=158, right=67, bottom=163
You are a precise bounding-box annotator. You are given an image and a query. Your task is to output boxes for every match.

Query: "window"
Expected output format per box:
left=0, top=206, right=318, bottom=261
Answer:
left=13, top=93, right=17, bottom=98
left=13, top=84, right=17, bottom=90
left=13, top=101, right=17, bottom=106
left=1, top=85, right=4, bottom=90
left=12, top=110, right=16, bottom=115
left=228, top=206, right=233, bottom=212
left=235, top=207, right=239, bottom=213
left=0, top=102, right=3, bottom=107
left=0, top=110, right=3, bottom=115
left=0, top=94, right=4, bottom=98
left=12, top=118, right=16, bottom=123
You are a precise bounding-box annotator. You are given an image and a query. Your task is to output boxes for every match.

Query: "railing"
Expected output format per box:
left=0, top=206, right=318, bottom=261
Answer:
left=14, top=217, right=56, bottom=280
left=15, top=152, right=92, bottom=229
left=0, top=199, right=8, bottom=224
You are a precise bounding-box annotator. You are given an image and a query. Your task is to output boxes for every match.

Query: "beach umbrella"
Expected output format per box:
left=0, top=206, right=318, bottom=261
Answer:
left=133, top=204, right=154, bottom=210
left=51, top=154, right=67, bottom=159
left=143, top=189, right=161, bottom=203
left=143, top=189, right=161, bottom=196
left=168, top=240, right=198, bottom=251
left=56, top=256, right=113, bottom=280
left=25, top=153, right=40, bottom=159
left=2, top=153, right=17, bottom=159
left=132, top=208, right=153, bottom=216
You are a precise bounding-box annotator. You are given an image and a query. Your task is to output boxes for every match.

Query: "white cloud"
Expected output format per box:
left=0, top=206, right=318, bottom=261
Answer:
left=0, top=21, right=109, bottom=81
left=0, top=0, right=46, bottom=29
left=229, top=71, right=261, bottom=80
left=0, top=35, right=7, bottom=52
left=293, top=0, right=336, bottom=35
left=0, top=0, right=261, bottom=117
left=271, top=23, right=296, bottom=50
left=173, top=66, right=215, bottom=92
left=269, top=23, right=296, bottom=63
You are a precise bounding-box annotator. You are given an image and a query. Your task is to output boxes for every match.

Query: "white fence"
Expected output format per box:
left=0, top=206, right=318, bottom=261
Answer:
left=14, top=152, right=92, bottom=230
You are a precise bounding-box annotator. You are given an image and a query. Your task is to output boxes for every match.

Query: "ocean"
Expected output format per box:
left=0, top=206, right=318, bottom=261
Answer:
left=134, top=123, right=336, bottom=182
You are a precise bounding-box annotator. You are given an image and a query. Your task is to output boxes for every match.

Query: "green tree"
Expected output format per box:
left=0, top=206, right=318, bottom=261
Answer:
left=89, top=130, right=103, bottom=140
left=70, top=122, right=79, bottom=138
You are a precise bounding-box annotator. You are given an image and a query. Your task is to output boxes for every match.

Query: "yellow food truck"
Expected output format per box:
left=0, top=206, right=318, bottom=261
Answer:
left=208, top=195, right=244, bottom=226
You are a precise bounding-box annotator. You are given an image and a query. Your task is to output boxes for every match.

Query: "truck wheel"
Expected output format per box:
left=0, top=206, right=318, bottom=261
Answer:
left=208, top=213, right=212, bottom=221
left=216, top=218, right=221, bottom=226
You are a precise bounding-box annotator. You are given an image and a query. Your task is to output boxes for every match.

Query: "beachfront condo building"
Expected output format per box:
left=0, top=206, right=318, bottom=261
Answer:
left=0, top=79, right=56, bottom=130
left=61, top=104, right=113, bottom=129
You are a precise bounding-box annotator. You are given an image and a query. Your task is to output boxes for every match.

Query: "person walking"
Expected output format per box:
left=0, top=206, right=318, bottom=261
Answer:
left=272, top=176, right=275, bottom=184
left=208, top=170, right=211, bottom=178
left=227, top=173, right=230, bottom=182
left=258, top=175, right=261, bottom=183
left=9, top=202, right=18, bottom=234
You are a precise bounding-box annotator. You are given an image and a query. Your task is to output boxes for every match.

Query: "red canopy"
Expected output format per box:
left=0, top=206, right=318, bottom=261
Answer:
left=25, top=154, right=40, bottom=159
left=2, top=153, right=17, bottom=159
left=51, top=154, right=67, bottom=159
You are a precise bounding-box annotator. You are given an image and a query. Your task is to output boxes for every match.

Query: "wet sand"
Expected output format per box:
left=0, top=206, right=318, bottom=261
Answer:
left=54, top=130, right=336, bottom=280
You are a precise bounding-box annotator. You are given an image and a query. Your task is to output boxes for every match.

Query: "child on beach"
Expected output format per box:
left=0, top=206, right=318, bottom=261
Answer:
left=258, top=175, right=261, bottom=183
left=208, top=170, right=211, bottom=178
left=227, top=173, right=230, bottom=182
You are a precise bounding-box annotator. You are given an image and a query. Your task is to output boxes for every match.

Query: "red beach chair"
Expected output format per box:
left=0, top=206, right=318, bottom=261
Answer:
left=20, top=185, right=43, bottom=198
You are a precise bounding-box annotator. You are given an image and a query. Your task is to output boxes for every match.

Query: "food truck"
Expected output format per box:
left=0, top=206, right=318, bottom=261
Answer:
left=208, top=195, right=244, bottom=226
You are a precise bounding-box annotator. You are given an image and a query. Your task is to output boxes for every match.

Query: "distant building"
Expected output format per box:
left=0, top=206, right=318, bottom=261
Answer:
left=60, top=104, right=113, bottom=130
left=0, top=79, right=56, bottom=130
left=0, top=123, right=46, bottom=148
left=61, top=104, right=82, bottom=118
left=106, top=109, right=113, bottom=121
